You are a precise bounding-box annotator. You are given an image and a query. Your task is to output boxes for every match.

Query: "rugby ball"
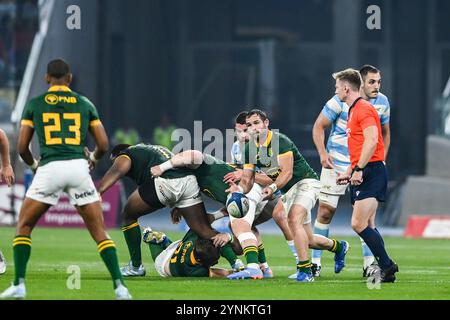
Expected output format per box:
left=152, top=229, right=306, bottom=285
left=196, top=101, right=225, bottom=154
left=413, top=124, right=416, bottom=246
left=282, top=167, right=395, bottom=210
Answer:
left=226, top=192, right=250, bottom=218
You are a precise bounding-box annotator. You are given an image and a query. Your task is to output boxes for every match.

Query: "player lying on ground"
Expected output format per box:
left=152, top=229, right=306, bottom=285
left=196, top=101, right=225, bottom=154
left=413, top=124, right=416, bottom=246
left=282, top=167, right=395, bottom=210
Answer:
left=142, top=216, right=244, bottom=278
left=97, top=143, right=229, bottom=277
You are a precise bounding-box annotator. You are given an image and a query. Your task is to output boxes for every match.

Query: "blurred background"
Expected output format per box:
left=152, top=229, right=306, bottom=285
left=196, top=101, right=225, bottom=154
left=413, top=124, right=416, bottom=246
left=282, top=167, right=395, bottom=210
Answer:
left=1, top=0, right=450, bottom=235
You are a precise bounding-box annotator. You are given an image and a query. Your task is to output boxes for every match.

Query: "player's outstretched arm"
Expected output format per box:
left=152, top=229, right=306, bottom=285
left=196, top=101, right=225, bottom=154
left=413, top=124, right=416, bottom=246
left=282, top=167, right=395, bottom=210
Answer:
left=0, top=129, right=14, bottom=186
left=97, top=156, right=131, bottom=195
left=151, top=150, right=204, bottom=177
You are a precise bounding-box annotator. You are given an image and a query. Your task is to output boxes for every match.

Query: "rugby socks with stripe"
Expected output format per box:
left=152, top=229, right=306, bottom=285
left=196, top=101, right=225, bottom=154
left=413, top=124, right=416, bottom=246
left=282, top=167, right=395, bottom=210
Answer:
left=358, top=227, right=392, bottom=270
left=328, top=239, right=343, bottom=253
left=98, top=239, right=125, bottom=289
left=243, top=245, right=259, bottom=269
left=312, top=220, right=330, bottom=265
left=121, top=222, right=142, bottom=267
left=297, top=260, right=312, bottom=274
left=13, top=236, right=32, bottom=285
left=258, top=244, right=269, bottom=270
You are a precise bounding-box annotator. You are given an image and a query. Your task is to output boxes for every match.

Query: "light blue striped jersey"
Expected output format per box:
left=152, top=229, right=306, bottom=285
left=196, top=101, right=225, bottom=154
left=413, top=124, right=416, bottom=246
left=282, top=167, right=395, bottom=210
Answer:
left=321, top=93, right=390, bottom=173
left=230, top=140, right=244, bottom=165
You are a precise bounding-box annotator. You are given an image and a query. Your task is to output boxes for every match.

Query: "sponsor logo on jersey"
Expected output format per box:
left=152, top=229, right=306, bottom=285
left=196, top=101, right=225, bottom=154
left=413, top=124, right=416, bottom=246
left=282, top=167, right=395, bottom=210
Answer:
left=45, top=94, right=78, bottom=105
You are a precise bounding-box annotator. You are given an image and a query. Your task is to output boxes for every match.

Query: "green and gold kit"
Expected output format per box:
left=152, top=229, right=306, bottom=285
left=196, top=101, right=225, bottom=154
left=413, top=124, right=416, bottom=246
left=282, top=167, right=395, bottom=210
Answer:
left=21, top=86, right=102, bottom=166
left=243, top=130, right=318, bottom=193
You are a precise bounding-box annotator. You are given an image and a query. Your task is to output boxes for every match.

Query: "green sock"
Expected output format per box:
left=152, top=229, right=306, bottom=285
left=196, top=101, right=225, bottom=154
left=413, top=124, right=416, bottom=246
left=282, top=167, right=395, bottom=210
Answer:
left=220, top=243, right=238, bottom=267
left=297, top=260, right=312, bottom=274
left=13, top=236, right=32, bottom=286
left=328, top=239, right=343, bottom=253
left=121, top=222, right=142, bottom=267
left=257, top=244, right=267, bottom=264
left=243, top=246, right=259, bottom=265
left=98, top=240, right=125, bottom=289
left=148, top=243, right=165, bottom=261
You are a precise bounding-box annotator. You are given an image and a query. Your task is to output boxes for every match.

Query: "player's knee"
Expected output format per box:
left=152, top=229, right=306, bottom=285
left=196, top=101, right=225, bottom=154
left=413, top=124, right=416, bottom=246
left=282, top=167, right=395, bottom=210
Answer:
left=351, top=219, right=365, bottom=233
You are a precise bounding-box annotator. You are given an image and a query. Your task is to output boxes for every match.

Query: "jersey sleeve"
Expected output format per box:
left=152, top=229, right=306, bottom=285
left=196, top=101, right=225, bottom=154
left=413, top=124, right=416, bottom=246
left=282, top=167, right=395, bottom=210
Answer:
left=82, top=97, right=102, bottom=127
left=380, top=96, right=390, bottom=125
left=277, top=134, right=294, bottom=159
left=243, top=143, right=256, bottom=170
left=321, top=95, right=343, bottom=122
left=20, top=100, right=35, bottom=128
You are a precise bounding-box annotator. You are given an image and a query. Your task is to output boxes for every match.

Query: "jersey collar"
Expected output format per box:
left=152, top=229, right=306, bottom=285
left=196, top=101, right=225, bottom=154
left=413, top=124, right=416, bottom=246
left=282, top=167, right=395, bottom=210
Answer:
left=48, top=85, right=72, bottom=92
left=255, top=130, right=273, bottom=147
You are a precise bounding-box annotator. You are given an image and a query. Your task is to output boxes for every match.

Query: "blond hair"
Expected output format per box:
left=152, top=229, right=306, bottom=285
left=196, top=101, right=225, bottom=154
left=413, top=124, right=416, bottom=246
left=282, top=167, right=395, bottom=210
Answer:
left=332, top=68, right=362, bottom=91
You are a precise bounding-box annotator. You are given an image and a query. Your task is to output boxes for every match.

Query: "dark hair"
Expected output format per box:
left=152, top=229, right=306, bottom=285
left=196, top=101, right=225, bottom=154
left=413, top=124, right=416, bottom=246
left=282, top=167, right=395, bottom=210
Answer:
left=332, top=68, right=362, bottom=91
left=359, top=64, right=380, bottom=80
left=110, top=144, right=131, bottom=160
left=47, top=59, right=70, bottom=79
left=235, top=111, right=248, bottom=125
left=194, top=239, right=220, bottom=268
left=247, top=109, right=268, bottom=122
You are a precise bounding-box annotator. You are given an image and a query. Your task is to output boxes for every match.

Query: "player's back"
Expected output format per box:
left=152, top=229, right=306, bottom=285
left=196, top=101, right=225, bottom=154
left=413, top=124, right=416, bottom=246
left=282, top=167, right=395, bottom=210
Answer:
left=195, top=153, right=235, bottom=204
left=22, top=86, right=100, bottom=166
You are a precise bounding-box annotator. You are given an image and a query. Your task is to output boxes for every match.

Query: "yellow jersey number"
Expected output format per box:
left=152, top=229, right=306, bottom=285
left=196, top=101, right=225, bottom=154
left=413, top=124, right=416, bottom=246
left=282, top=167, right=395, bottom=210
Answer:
left=43, top=113, right=81, bottom=145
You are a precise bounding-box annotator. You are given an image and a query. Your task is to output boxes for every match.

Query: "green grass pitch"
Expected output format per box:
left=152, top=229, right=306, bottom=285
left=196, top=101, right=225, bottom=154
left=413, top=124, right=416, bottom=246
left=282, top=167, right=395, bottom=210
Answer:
left=1, top=227, right=449, bottom=300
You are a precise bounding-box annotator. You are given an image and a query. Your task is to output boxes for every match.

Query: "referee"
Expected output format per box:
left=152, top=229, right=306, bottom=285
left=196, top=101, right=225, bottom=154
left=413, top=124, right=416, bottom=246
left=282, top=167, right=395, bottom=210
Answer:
left=334, top=69, right=398, bottom=283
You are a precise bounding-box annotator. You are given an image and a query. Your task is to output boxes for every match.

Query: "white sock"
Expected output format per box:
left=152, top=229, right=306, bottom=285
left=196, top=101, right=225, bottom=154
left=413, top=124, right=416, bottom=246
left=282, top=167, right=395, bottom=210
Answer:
left=287, top=240, right=299, bottom=262
left=260, top=262, right=269, bottom=270
left=364, top=256, right=375, bottom=269
left=247, top=263, right=259, bottom=270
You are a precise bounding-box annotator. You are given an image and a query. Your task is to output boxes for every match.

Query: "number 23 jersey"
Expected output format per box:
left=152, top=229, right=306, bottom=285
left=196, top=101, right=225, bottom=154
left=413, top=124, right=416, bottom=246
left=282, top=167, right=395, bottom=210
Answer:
left=21, top=86, right=101, bottom=166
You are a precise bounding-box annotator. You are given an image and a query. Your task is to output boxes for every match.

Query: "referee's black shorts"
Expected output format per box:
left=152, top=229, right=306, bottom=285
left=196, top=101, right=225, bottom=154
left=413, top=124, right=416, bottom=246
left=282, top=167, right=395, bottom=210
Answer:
left=350, top=161, right=387, bottom=205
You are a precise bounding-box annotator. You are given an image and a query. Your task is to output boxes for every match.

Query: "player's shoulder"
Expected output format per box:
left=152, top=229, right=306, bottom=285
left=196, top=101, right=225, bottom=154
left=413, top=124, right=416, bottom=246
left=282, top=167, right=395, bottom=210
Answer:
left=74, top=93, right=96, bottom=108
left=375, top=92, right=390, bottom=105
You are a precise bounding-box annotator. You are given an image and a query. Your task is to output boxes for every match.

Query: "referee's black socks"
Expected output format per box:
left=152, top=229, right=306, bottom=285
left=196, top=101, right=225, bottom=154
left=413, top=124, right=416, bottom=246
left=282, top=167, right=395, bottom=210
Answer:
left=358, top=227, right=392, bottom=270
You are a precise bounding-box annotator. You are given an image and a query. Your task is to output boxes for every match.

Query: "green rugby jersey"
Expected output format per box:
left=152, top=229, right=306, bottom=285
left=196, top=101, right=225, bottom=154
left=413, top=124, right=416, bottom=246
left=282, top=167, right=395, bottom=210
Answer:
left=118, top=144, right=192, bottom=185
left=194, top=153, right=235, bottom=204
left=169, top=229, right=209, bottom=277
left=21, top=86, right=102, bottom=166
left=243, top=130, right=318, bottom=193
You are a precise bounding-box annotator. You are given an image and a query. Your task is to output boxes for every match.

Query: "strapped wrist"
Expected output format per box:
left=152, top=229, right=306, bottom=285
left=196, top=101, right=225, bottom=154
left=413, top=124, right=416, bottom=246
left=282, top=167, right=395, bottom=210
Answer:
left=159, top=160, right=173, bottom=173
left=30, top=159, right=39, bottom=170
left=268, top=183, right=278, bottom=193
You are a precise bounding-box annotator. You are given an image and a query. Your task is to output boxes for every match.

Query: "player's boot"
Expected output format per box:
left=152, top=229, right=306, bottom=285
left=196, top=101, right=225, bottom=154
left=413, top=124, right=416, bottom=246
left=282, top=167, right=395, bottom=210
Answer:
left=232, top=259, right=245, bottom=272
left=142, top=228, right=170, bottom=246
left=227, top=267, right=263, bottom=280
left=115, top=284, right=132, bottom=300
left=0, top=283, right=26, bottom=299
left=120, top=261, right=146, bottom=277
left=311, top=263, right=321, bottom=277
left=380, top=261, right=399, bottom=283
left=296, top=272, right=314, bottom=282
left=363, top=260, right=380, bottom=278
left=262, top=267, right=273, bottom=278
left=334, top=241, right=349, bottom=273
left=0, top=251, right=6, bottom=275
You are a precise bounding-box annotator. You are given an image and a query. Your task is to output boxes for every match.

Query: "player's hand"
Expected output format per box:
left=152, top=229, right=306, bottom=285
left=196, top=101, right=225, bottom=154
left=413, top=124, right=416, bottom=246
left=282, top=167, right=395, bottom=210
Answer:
left=150, top=165, right=163, bottom=178
left=170, top=208, right=183, bottom=224
left=262, top=186, right=275, bottom=200
left=336, top=172, right=351, bottom=185
left=212, top=233, right=232, bottom=247
left=225, top=181, right=241, bottom=194
left=0, top=165, right=15, bottom=187
left=320, top=152, right=334, bottom=169
left=84, top=147, right=97, bottom=171
left=350, top=171, right=363, bottom=186
left=223, top=169, right=242, bottom=184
